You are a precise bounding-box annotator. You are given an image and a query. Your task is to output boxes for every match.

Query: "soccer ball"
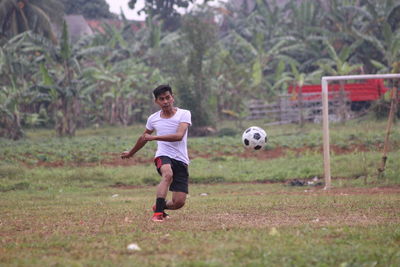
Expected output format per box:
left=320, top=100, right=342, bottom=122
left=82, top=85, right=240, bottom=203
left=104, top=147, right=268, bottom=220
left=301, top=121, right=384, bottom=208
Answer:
left=242, top=126, right=268, bottom=150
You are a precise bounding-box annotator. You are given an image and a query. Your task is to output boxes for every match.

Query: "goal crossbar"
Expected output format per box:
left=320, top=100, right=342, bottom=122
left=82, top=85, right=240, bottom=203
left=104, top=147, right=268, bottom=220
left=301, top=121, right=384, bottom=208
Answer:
left=321, top=73, right=400, bottom=190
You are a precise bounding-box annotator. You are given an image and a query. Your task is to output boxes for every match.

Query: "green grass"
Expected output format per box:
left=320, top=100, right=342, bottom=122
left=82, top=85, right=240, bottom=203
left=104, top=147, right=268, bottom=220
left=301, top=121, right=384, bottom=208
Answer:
left=2, top=120, right=399, bottom=165
left=0, top=119, right=399, bottom=190
left=0, top=120, right=399, bottom=266
left=1, top=183, right=399, bottom=266
left=1, top=149, right=398, bottom=192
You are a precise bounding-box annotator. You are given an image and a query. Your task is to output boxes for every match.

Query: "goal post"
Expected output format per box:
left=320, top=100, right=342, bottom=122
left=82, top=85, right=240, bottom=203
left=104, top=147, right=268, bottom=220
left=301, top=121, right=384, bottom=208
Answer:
left=321, top=73, right=400, bottom=190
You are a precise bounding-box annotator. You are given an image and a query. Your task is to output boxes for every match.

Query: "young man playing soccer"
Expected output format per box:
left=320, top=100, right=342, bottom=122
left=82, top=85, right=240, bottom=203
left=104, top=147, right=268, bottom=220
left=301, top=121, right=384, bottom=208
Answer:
left=121, top=85, right=192, bottom=222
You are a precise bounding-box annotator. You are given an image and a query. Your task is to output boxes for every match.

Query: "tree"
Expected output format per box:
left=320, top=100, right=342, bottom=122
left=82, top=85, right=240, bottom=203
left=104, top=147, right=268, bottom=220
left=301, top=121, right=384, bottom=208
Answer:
left=155, top=8, right=218, bottom=134
left=211, top=48, right=253, bottom=127
left=60, top=0, right=116, bottom=19
left=0, top=0, right=63, bottom=44
left=178, top=12, right=217, bottom=132
left=128, top=0, right=198, bottom=30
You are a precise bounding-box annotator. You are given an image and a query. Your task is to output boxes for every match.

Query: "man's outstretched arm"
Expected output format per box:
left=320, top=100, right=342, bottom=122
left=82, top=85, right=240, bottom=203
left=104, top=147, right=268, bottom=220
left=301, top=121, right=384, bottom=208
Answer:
left=121, top=129, right=154, bottom=159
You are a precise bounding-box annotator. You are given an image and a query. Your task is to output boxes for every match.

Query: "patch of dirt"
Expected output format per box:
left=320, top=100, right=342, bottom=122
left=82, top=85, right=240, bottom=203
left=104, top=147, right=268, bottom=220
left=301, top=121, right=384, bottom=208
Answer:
left=100, top=145, right=378, bottom=166
left=249, top=184, right=400, bottom=196
left=21, top=153, right=154, bottom=168
left=18, top=143, right=386, bottom=168
left=310, top=185, right=400, bottom=195
left=35, top=161, right=65, bottom=168
left=99, top=153, right=153, bottom=167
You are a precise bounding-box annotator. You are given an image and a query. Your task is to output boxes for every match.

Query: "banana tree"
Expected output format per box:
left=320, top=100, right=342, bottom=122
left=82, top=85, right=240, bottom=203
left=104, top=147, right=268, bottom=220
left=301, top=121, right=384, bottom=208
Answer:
left=0, top=33, right=36, bottom=139
left=211, top=47, right=253, bottom=126
left=327, top=0, right=400, bottom=73
left=81, top=56, right=165, bottom=126
left=324, top=0, right=364, bottom=34
left=287, top=62, right=322, bottom=126
left=26, top=22, right=85, bottom=136
left=355, top=22, right=400, bottom=74
left=284, top=1, right=330, bottom=71
left=359, top=0, right=400, bottom=35
left=0, top=84, right=24, bottom=140
left=316, top=39, right=363, bottom=122
left=221, top=0, right=303, bottom=97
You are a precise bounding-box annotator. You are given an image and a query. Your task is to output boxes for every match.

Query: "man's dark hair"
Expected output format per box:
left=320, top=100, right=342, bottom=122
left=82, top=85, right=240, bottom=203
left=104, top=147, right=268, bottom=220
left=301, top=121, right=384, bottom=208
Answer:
left=153, top=85, right=172, bottom=99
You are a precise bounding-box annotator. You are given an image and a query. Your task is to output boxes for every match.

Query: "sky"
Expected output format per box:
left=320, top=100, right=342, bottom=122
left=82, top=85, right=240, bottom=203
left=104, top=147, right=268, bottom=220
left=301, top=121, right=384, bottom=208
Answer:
left=106, top=0, right=145, bottom=20
left=105, top=0, right=227, bottom=21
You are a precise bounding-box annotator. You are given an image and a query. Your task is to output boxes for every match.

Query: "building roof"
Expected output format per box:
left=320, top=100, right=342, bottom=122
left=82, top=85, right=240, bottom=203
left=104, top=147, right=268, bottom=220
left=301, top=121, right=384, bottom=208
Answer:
left=55, top=15, right=145, bottom=43
left=86, top=19, right=145, bottom=34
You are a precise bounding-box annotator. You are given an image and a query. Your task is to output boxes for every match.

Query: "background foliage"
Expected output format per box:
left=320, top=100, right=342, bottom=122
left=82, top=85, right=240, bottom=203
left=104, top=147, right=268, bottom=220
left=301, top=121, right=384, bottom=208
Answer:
left=1, top=0, right=400, bottom=138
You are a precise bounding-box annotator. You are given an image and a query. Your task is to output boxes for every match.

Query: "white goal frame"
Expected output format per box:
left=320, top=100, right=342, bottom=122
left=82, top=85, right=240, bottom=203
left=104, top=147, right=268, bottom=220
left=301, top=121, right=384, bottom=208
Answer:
left=321, top=73, right=400, bottom=189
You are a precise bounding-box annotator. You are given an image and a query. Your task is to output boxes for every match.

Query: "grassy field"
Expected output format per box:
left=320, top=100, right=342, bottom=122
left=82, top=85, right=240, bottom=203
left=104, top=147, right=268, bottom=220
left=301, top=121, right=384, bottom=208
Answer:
left=1, top=184, right=399, bottom=266
left=0, top=119, right=400, bottom=266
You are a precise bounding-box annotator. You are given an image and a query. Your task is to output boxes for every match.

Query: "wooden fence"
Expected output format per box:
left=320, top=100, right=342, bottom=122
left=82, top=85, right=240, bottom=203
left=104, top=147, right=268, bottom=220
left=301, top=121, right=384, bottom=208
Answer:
left=247, top=92, right=351, bottom=124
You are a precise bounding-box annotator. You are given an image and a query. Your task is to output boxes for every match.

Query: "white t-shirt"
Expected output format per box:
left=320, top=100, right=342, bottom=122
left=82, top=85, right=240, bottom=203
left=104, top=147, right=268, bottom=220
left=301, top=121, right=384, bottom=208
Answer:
left=146, top=108, right=192, bottom=165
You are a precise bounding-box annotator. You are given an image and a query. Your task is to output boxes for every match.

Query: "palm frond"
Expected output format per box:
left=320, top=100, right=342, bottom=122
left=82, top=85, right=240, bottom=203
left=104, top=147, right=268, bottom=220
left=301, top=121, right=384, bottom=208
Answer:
left=351, top=27, right=386, bottom=53
left=322, top=40, right=339, bottom=62
left=77, top=46, right=109, bottom=58
left=340, top=5, right=373, bottom=20
left=385, top=2, right=400, bottom=21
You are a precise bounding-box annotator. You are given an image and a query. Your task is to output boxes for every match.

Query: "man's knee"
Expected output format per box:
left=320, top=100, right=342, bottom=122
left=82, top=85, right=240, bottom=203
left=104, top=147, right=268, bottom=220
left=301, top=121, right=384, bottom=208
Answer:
left=173, top=199, right=185, bottom=209
left=172, top=193, right=186, bottom=209
left=162, top=172, right=173, bottom=184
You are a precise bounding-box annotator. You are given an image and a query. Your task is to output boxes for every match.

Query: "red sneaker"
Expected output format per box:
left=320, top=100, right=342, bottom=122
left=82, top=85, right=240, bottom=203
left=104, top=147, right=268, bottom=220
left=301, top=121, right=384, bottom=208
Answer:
left=152, top=204, right=170, bottom=219
left=151, top=212, right=164, bottom=222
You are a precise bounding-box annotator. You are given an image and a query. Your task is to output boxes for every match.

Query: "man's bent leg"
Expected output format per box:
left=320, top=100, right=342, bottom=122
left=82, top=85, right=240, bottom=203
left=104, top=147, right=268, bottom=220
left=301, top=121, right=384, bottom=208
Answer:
left=166, top=191, right=187, bottom=210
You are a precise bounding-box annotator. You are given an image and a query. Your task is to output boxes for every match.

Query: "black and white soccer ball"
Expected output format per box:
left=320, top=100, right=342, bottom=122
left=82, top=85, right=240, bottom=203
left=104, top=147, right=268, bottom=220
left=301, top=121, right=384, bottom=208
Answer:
left=242, top=126, right=268, bottom=150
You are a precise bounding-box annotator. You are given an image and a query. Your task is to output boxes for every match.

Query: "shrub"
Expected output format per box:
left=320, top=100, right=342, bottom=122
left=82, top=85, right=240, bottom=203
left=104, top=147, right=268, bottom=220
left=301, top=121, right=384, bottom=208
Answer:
left=217, top=128, right=238, bottom=137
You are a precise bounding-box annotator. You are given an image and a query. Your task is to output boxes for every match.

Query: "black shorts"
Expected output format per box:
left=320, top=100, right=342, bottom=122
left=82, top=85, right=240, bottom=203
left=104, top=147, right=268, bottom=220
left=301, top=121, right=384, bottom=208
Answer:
left=154, top=156, right=189, bottom=194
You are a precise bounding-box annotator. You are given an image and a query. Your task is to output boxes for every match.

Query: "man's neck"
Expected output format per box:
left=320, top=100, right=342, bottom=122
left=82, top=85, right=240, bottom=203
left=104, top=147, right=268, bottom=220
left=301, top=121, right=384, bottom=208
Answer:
left=161, top=107, right=177, bottom=118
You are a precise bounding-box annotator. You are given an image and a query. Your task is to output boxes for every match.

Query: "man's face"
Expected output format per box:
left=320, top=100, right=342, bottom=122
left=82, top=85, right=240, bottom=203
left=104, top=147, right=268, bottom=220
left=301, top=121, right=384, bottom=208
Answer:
left=155, top=91, right=174, bottom=109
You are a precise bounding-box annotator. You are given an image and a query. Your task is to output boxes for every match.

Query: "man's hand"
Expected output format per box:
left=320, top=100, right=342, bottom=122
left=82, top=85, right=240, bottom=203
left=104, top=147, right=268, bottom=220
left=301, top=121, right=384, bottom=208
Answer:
left=121, top=129, right=153, bottom=159
left=121, top=151, right=132, bottom=159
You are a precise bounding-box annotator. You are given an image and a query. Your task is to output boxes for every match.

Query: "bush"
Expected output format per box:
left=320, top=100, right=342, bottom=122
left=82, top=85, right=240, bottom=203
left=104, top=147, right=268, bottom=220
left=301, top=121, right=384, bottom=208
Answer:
left=0, top=165, right=25, bottom=179
left=142, top=177, right=159, bottom=186
left=372, top=99, right=400, bottom=119
left=217, top=128, right=238, bottom=137
left=0, top=182, right=30, bottom=192
left=190, top=176, right=226, bottom=184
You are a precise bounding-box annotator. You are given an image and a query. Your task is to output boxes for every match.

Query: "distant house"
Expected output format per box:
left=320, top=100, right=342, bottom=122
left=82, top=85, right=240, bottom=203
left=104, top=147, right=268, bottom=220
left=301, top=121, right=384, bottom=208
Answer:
left=64, top=15, right=94, bottom=42
left=54, top=15, right=145, bottom=43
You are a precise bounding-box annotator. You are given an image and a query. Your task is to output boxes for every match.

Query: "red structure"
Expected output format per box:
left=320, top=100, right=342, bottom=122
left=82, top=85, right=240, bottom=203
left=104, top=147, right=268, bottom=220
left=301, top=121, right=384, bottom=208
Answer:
left=288, top=79, right=391, bottom=110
